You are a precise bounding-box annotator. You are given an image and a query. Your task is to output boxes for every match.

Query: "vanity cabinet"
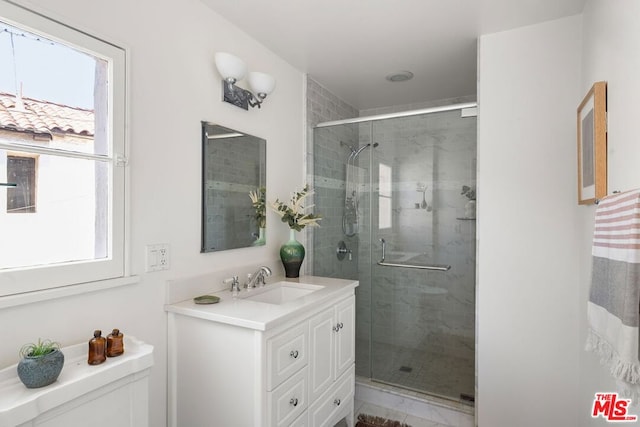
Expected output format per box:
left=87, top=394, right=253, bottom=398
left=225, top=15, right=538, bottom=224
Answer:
left=167, top=282, right=357, bottom=427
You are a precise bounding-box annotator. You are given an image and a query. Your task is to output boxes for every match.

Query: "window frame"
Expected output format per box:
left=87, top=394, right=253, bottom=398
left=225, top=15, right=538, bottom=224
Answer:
left=378, top=162, right=392, bottom=230
left=0, top=1, right=130, bottom=299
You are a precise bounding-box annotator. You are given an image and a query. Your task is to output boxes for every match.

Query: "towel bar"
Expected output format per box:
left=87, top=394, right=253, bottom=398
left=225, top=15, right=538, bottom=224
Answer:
left=377, top=238, right=451, bottom=271
left=377, top=261, right=451, bottom=271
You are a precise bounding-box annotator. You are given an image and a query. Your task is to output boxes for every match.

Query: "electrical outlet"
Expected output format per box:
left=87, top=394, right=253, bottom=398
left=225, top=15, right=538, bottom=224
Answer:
left=146, top=243, right=170, bottom=272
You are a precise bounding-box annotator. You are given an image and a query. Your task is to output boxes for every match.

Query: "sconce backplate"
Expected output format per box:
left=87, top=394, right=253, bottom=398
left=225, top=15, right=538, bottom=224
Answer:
left=222, top=81, right=250, bottom=110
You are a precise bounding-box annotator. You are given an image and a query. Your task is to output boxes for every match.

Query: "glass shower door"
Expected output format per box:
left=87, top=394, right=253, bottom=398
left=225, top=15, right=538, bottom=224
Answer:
left=312, top=121, right=373, bottom=379
left=369, top=110, right=476, bottom=402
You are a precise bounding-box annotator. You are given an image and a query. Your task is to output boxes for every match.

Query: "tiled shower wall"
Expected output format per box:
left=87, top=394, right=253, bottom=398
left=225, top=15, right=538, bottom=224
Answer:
left=306, top=77, right=359, bottom=279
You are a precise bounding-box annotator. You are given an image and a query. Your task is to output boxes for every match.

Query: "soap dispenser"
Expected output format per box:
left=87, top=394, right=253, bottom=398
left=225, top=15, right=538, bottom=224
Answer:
left=88, top=330, right=106, bottom=365
left=106, top=328, right=124, bottom=357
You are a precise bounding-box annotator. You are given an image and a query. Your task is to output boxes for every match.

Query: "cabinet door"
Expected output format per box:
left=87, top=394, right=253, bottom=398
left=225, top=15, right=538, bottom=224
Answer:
left=335, top=296, right=355, bottom=379
left=308, top=306, right=335, bottom=402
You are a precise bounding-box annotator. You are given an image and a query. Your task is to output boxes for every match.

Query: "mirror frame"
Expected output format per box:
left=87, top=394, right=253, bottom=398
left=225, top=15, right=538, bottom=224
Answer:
left=201, top=122, right=266, bottom=252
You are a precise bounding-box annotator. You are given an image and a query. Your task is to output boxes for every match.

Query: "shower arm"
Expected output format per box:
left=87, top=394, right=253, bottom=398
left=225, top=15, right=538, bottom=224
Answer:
left=377, top=238, right=451, bottom=272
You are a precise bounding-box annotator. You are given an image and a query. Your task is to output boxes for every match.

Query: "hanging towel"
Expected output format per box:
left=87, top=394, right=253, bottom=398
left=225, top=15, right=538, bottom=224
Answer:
left=586, top=189, right=640, bottom=395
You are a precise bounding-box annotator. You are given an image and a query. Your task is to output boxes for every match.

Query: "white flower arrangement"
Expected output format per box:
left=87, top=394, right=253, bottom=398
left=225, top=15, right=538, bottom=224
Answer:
left=248, top=187, right=266, bottom=228
left=271, top=184, right=322, bottom=231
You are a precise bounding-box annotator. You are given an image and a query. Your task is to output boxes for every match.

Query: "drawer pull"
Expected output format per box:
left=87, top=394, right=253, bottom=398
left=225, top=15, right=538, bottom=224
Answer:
left=334, top=398, right=341, bottom=406
left=289, top=350, right=299, bottom=359
left=290, top=398, right=299, bottom=407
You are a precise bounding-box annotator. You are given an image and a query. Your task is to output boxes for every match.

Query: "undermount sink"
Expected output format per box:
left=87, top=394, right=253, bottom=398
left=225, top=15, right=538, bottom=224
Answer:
left=242, top=282, right=324, bottom=305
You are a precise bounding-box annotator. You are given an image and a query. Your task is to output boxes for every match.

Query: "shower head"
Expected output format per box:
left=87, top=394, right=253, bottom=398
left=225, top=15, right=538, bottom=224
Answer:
left=353, top=145, right=368, bottom=158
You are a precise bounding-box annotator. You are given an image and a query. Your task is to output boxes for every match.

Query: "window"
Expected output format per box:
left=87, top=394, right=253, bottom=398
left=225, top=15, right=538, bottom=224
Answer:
left=379, top=163, right=392, bottom=229
left=0, top=2, right=127, bottom=297
left=7, top=154, right=37, bottom=213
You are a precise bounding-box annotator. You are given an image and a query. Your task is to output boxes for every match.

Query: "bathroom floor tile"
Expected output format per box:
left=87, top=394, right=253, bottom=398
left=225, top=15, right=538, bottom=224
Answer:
left=404, top=414, right=453, bottom=427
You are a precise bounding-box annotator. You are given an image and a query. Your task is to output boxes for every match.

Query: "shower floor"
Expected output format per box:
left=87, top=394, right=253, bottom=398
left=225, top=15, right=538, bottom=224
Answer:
left=358, top=335, right=475, bottom=403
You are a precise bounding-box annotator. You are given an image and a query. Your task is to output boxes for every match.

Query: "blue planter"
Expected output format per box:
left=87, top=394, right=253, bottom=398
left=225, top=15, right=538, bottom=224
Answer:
left=17, top=349, right=64, bottom=388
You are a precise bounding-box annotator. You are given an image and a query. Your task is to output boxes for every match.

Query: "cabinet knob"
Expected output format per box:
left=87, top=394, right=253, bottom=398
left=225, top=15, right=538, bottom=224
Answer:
left=334, top=398, right=341, bottom=406
left=333, top=322, right=344, bottom=332
left=290, top=398, right=299, bottom=407
left=289, top=350, right=299, bottom=359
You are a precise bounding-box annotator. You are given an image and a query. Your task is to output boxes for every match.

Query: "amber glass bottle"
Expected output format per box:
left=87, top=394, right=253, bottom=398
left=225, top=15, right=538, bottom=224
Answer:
left=88, top=330, right=106, bottom=365
left=106, top=328, right=124, bottom=357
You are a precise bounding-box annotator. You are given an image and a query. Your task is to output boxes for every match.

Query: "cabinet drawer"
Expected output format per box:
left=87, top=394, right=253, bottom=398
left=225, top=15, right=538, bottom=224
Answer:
left=268, top=367, right=308, bottom=427
left=308, top=366, right=355, bottom=427
left=290, top=410, right=308, bottom=427
left=268, top=322, right=308, bottom=390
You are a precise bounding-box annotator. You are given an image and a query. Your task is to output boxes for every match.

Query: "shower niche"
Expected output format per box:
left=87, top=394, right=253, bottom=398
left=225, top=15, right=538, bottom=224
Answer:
left=311, top=104, right=477, bottom=404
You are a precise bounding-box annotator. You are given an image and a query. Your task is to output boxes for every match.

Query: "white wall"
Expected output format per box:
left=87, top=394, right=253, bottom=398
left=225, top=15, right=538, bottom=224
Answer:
left=477, top=16, right=582, bottom=426
left=578, top=1, right=640, bottom=424
left=0, top=1, right=304, bottom=426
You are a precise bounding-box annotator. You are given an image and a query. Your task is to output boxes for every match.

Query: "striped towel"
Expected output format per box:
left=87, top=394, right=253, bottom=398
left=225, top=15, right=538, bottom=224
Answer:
left=586, top=189, right=640, bottom=396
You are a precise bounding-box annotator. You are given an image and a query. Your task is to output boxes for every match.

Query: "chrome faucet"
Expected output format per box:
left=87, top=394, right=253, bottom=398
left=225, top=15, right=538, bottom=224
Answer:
left=223, top=275, right=241, bottom=296
left=245, top=266, right=272, bottom=289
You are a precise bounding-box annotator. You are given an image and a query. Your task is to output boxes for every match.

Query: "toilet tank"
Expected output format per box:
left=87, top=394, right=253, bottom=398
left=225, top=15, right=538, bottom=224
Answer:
left=0, top=336, right=153, bottom=427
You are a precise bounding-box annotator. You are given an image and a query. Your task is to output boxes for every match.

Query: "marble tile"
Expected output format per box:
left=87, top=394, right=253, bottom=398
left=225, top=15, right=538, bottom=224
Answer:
left=355, top=378, right=474, bottom=427
left=404, top=414, right=452, bottom=427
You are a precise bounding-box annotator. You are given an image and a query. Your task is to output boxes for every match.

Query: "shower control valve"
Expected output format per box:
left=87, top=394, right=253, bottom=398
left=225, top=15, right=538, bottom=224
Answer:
left=336, top=241, right=352, bottom=261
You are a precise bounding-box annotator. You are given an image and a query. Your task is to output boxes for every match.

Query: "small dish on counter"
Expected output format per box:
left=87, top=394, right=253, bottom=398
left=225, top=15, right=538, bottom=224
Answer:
left=193, top=295, right=220, bottom=304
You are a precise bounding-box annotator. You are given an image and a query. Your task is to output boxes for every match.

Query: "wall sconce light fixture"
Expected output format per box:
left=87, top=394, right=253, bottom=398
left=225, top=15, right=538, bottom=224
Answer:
left=214, top=52, right=276, bottom=110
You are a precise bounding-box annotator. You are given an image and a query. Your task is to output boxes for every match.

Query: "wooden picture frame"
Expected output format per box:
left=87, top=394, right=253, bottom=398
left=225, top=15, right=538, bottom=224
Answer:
left=577, top=81, right=607, bottom=205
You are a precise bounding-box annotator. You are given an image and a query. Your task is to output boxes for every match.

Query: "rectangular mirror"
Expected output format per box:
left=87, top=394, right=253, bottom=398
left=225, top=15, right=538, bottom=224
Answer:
left=201, top=122, right=266, bottom=252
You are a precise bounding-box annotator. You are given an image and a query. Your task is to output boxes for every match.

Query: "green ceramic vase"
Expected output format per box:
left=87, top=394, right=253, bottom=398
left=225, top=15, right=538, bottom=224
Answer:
left=280, top=229, right=305, bottom=278
left=253, top=227, right=266, bottom=246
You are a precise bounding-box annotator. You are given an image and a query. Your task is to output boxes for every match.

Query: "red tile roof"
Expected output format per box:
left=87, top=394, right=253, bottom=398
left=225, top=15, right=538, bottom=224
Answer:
left=0, top=92, right=94, bottom=137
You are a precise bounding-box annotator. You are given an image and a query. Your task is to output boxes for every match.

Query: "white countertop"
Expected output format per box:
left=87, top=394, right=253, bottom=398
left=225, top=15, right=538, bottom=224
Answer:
left=0, top=336, right=154, bottom=427
left=164, top=275, right=358, bottom=331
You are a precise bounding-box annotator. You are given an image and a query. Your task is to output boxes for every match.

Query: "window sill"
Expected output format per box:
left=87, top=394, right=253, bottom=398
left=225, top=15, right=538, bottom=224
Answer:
left=0, top=276, right=140, bottom=309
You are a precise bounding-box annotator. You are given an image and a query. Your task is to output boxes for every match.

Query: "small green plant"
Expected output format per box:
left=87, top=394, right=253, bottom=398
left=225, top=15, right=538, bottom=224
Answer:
left=19, top=339, right=60, bottom=358
left=461, top=185, right=476, bottom=201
